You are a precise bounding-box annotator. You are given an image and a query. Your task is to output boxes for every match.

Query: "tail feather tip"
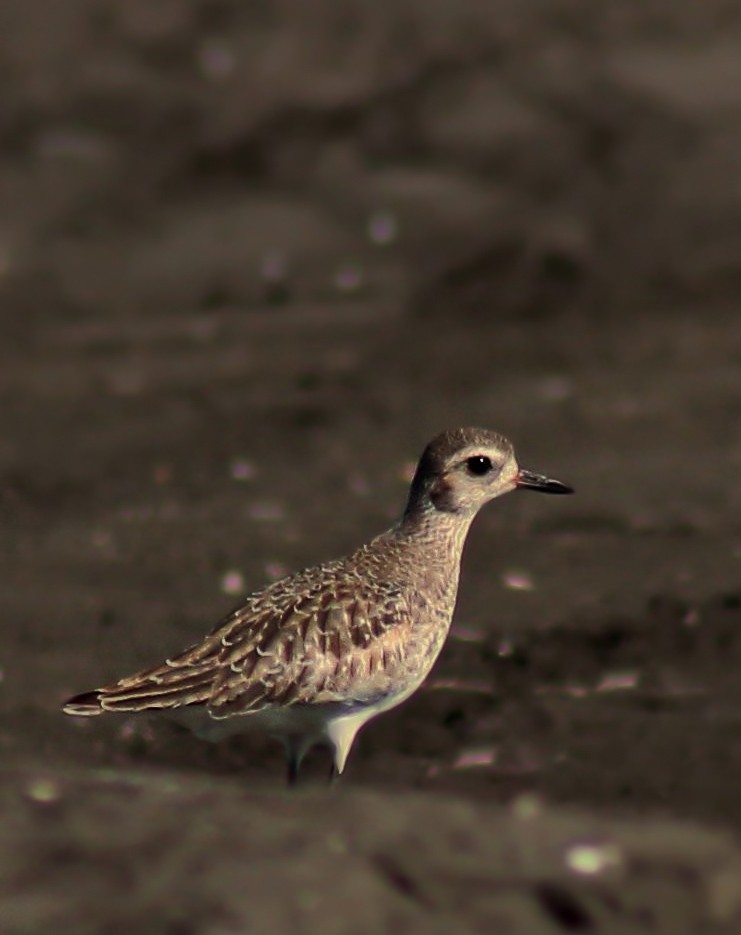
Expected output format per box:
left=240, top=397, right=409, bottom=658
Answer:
left=62, top=690, right=104, bottom=716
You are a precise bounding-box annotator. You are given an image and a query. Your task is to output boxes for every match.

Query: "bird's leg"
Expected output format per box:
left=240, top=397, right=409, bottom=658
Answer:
left=327, top=760, right=338, bottom=785
left=284, top=737, right=304, bottom=788
left=286, top=756, right=298, bottom=788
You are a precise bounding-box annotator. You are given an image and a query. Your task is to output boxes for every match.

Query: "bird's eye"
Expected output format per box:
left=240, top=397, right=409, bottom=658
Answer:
left=466, top=455, right=493, bottom=476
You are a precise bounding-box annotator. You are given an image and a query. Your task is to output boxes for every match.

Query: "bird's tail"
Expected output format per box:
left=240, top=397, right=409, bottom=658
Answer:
left=62, top=660, right=217, bottom=715
left=62, top=690, right=105, bottom=716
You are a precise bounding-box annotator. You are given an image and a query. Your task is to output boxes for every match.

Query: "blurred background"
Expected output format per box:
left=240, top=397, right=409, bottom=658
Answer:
left=3, top=4, right=741, bottom=930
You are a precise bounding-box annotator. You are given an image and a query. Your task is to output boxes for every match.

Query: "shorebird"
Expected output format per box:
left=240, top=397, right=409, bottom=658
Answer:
left=63, top=427, right=572, bottom=784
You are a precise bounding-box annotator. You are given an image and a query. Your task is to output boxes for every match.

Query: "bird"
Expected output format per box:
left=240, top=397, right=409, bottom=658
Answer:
left=62, top=427, right=573, bottom=785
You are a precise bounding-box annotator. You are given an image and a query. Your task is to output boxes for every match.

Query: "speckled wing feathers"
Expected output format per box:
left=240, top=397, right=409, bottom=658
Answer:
left=88, top=561, right=413, bottom=717
left=207, top=578, right=411, bottom=716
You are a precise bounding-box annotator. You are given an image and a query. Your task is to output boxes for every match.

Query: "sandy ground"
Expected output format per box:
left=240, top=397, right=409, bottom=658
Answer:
left=3, top=2, right=741, bottom=932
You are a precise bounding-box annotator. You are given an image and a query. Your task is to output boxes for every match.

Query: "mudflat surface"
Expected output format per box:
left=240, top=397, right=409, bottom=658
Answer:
left=3, top=3, right=741, bottom=932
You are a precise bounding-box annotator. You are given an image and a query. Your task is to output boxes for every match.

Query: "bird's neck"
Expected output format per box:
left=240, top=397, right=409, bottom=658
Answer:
left=392, top=502, right=477, bottom=579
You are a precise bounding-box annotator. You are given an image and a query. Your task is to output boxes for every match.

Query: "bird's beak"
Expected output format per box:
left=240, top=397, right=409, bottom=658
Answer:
left=515, top=469, right=574, bottom=495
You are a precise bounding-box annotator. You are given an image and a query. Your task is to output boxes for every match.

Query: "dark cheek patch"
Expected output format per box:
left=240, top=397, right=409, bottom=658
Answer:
left=430, top=477, right=460, bottom=513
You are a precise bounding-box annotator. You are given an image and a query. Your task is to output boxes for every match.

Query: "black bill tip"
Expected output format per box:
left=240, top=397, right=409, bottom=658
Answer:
left=516, top=469, right=574, bottom=495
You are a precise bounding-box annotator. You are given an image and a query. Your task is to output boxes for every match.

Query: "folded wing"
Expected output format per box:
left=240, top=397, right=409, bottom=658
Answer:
left=62, top=565, right=412, bottom=718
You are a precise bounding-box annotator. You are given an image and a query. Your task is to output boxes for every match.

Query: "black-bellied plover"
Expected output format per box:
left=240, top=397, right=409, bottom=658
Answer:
left=63, top=427, right=572, bottom=784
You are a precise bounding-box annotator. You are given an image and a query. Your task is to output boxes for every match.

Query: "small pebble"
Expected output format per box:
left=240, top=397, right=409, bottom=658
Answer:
left=221, top=570, right=245, bottom=595
left=511, top=794, right=544, bottom=820
left=452, top=747, right=497, bottom=770
left=595, top=671, right=639, bottom=693
left=565, top=841, right=623, bottom=876
left=367, top=211, right=398, bottom=246
left=497, top=638, right=515, bottom=657
left=26, top=777, right=61, bottom=805
left=502, top=570, right=535, bottom=592
left=230, top=458, right=256, bottom=482
left=334, top=263, right=363, bottom=293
